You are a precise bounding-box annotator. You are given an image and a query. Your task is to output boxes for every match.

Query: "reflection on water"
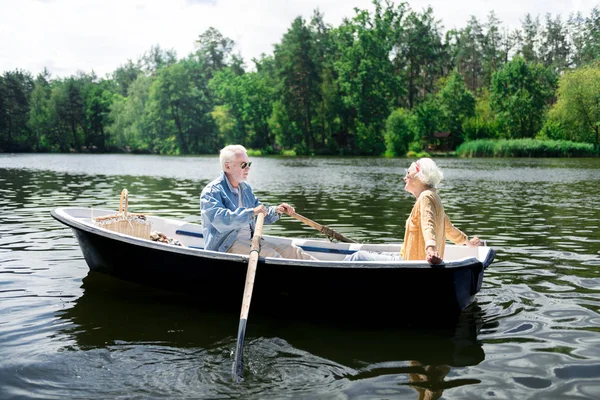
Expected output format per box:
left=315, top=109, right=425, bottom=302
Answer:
left=1, top=154, right=600, bottom=399
left=54, top=271, right=486, bottom=398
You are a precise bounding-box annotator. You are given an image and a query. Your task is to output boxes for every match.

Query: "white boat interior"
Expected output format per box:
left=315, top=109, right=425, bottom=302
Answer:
left=56, top=207, right=492, bottom=264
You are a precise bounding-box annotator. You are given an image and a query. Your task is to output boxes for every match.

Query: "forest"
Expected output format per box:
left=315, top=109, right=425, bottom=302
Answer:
left=1, top=0, right=599, bottom=156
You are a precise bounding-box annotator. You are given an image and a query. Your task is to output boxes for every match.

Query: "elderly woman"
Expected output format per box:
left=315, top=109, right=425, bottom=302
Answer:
left=345, top=158, right=481, bottom=264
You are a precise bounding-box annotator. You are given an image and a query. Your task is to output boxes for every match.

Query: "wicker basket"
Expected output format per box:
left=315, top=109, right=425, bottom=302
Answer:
left=93, top=189, right=151, bottom=239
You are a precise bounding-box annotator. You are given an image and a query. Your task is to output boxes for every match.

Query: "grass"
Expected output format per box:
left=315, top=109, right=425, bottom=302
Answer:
left=456, top=139, right=597, bottom=157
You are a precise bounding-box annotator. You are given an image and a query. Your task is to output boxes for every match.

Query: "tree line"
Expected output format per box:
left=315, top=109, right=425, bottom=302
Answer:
left=1, top=0, right=599, bottom=156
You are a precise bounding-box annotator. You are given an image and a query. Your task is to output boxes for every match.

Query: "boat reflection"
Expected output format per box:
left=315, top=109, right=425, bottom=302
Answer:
left=60, top=271, right=487, bottom=396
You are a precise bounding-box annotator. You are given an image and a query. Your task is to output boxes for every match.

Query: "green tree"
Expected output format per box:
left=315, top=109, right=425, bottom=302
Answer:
left=517, top=14, right=541, bottom=63
left=482, top=12, right=505, bottom=87
left=490, top=57, right=557, bottom=138
left=274, top=16, right=321, bottom=153
left=454, top=16, right=485, bottom=93
left=83, top=79, right=114, bottom=151
left=395, top=7, right=443, bottom=108
left=579, top=7, right=600, bottom=64
left=411, top=95, right=441, bottom=149
left=384, top=108, right=415, bottom=156
left=106, top=74, right=154, bottom=152
left=333, top=0, right=405, bottom=154
left=547, top=64, right=600, bottom=146
left=195, top=27, right=235, bottom=79
left=28, top=69, right=52, bottom=151
left=437, top=71, right=475, bottom=147
left=540, top=14, right=570, bottom=72
left=146, top=57, right=216, bottom=154
left=140, top=45, right=177, bottom=76
left=112, top=59, right=143, bottom=96
left=0, top=70, right=34, bottom=151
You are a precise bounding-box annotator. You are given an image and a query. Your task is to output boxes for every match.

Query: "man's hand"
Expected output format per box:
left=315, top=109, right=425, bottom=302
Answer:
left=253, top=205, right=267, bottom=215
left=275, top=203, right=295, bottom=216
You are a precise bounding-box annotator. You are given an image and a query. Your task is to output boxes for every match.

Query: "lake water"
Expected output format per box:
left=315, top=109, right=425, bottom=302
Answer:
left=0, top=154, right=599, bottom=399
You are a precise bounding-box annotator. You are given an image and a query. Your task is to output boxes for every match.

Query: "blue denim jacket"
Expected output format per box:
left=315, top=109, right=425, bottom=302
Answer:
left=200, top=172, right=280, bottom=252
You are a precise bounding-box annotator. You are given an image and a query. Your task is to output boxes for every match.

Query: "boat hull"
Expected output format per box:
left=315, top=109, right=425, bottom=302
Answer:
left=70, top=225, right=492, bottom=321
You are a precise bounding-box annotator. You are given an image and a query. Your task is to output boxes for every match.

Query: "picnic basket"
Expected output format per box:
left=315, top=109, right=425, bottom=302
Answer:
left=93, top=189, right=151, bottom=239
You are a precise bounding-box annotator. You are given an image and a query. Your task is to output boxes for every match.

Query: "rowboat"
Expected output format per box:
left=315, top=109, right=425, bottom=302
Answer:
left=51, top=207, right=496, bottom=321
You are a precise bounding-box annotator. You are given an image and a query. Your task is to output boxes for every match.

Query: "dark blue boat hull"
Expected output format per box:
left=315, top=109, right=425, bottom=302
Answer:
left=71, top=225, right=494, bottom=322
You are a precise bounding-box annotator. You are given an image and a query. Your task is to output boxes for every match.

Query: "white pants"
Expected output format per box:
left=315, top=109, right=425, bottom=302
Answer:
left=227, top=237, right=317, bottom=260
left=344, top=250, right=402, bottom=261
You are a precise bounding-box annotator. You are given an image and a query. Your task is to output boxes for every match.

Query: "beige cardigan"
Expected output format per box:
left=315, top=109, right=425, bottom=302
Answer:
left=400, top=189, right=469, bottom=261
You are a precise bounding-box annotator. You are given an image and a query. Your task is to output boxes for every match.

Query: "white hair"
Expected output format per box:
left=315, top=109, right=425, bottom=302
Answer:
left=414, top=158, right=444, bottom=188
left=219, top=145, right=247, bottom=171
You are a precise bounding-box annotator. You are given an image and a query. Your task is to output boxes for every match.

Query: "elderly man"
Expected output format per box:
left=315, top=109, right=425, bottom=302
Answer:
left=200, top=144, right=315, bottom=260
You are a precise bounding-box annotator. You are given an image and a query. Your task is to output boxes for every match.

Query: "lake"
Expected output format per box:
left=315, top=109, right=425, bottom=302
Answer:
left=1, top=154, right=599, bottom=399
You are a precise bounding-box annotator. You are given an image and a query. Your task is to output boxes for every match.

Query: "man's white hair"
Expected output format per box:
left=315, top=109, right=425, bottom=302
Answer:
left=219, top=145, right=247, bottom=171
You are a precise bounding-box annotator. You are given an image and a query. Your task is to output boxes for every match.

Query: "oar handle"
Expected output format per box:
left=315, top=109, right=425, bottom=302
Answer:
left=239, top=213, right=264, bottom=320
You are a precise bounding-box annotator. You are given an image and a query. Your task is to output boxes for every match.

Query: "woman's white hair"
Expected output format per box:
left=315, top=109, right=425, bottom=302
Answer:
left=413, top=157, right=444, bottom=188
left=219, top=145, right=247, bottom=171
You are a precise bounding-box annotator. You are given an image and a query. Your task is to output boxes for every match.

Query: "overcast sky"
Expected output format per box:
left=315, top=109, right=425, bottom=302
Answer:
left=0, top=0, right=597, bottom=79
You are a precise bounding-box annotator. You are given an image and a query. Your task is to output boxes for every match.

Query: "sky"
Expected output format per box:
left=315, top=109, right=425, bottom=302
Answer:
left=0, top=0, right=597, bottom=79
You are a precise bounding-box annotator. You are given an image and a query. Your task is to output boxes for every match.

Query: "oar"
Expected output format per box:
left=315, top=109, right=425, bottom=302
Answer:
left=232, top=212, right=265, bottom=382
left=290, top=212, right=357, bottom=243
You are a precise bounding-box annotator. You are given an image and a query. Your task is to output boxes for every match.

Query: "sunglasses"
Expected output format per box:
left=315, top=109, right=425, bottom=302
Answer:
left=229, top=161, right=252, bottom=169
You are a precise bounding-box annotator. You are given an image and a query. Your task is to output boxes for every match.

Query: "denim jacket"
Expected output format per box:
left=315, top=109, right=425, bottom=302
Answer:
left=200, top=172, right=280, bottom=252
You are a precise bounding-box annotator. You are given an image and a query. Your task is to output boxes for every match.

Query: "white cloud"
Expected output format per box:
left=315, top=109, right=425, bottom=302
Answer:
left=0, top=0, right=597, bottom=78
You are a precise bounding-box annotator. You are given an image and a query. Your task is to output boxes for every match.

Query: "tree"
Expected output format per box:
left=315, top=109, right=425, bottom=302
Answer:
left=112, top=59, right=143, bottom=96
left=0, top=69, right=34, bottom=151
left=274, top=16, right=321, bottom=153
left=482, top=12, right=505, bottom=87
left=547, top=64, right=600, bottom=146
left=384, top=108, right=415, bottom=156
left=140, top=45, right=177, bottom=76
left=195, top=27, right=235, bottom=79
left=454, top=16, right=485, bottom=93
left=394, top=7, right=444, bottom=108
left=437, top=71, right=475, bottom=147
left=333, top=0, right=405, bottom=155
left=146, top=56, right=216, bottom=154
left=490, top=57, right=557, bottom=138
left=539, top=14, right=570, bottom=72
left=579, top=7, right=600, bottom=64
left=83, top=80, right=114, bottom=151
left=518, top=14, right=541, bottom=63
left=28, top=69, right=52, bottom=151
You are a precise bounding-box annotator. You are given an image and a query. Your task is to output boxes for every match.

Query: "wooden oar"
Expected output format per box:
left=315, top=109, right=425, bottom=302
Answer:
left=232, top=212, right=265, bottom=382
left=290, top=212, right=357, bottom=243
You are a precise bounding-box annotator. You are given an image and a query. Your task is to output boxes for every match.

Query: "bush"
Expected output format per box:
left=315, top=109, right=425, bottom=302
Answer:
left=456, top=139, right=597, bottom=157
left=384, top=108, right=415, bottom=157
left=246, top=149, right=263, bottom=156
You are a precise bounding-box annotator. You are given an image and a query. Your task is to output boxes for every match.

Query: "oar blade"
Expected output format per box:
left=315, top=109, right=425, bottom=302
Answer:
left=232, top=318, right=248, bottom=382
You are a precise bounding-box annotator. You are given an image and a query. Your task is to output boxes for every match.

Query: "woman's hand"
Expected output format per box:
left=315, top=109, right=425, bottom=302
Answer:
left=467, top=236, right=482, bottom=247
left=426, top=245, right=443, bottom=265
left=275, top=203, right=295, bottom=216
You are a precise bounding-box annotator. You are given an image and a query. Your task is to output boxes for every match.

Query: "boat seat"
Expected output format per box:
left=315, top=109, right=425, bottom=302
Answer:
left=298, top=245, right=356, bottom=255
left=176, top=229, right=204, bottom=238
left=177, top=230, right=356, bottom=256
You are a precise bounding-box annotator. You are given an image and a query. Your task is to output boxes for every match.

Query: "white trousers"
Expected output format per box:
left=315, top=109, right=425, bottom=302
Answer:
left=227, top=237, right=317, bottom=260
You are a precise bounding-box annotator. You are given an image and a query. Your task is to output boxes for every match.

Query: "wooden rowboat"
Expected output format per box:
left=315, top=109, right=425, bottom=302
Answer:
left=51, top=207, right=496, bottom=321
